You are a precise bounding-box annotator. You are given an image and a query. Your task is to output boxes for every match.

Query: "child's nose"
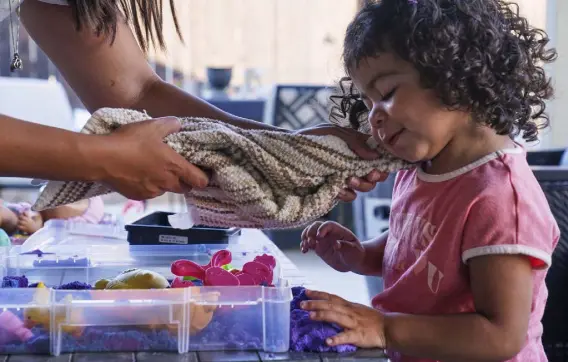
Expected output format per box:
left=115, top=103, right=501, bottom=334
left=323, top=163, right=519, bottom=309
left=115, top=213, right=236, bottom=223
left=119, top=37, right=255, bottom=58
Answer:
left=368, top=106, right=386, bottom=130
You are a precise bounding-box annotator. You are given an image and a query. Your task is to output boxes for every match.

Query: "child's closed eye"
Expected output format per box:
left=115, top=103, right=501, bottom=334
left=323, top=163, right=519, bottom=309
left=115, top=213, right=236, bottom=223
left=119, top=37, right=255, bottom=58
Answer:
left=380, top=87, right=397, bottom=101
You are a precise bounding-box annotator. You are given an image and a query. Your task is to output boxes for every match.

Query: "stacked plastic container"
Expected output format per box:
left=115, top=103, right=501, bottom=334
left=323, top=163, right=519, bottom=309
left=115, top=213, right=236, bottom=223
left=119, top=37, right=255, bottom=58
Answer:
left=0, top=216, right=293, bottom=356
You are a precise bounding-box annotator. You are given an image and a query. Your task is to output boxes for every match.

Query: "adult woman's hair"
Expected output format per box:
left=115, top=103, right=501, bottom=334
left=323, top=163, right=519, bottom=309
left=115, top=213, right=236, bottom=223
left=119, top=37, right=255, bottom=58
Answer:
left=67, top=0, right=182, bottom=51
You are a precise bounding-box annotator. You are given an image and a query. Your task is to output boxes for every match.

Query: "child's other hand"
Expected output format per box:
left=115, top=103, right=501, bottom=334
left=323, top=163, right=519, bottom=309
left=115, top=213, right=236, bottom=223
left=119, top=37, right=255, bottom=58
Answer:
left=17, top=211, right=42, bottom=234
left=300, top=221, right=365, bottom=272
left=301, top=290, right=386, bottom=349
left=295, top=125, right=388, bottom=202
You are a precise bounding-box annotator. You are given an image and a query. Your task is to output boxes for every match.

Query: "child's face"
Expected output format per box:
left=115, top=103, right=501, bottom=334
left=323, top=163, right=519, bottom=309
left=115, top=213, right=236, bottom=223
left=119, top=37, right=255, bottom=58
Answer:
left=350, top=52, right=469, bottom=163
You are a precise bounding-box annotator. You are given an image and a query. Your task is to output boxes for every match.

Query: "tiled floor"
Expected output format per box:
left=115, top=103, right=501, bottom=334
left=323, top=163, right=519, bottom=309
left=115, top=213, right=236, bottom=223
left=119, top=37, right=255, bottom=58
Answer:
left=284, top=249, right=375, bottom=306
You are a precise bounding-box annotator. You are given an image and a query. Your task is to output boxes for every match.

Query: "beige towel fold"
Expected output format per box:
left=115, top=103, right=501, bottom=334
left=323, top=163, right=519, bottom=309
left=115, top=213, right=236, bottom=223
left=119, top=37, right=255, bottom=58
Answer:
left=32, top=108, right=412, bottom=229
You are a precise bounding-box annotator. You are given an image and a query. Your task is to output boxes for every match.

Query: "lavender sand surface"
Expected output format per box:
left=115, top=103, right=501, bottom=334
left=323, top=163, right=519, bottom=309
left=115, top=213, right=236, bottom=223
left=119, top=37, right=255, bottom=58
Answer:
left=60, top=327, right=179, bottom=353
left=289, top=287, right=357, bottom=353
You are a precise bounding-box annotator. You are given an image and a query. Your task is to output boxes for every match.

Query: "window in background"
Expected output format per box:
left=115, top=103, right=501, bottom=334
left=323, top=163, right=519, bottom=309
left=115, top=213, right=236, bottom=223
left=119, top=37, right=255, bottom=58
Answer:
left=149, top=0, right=359, bottom=95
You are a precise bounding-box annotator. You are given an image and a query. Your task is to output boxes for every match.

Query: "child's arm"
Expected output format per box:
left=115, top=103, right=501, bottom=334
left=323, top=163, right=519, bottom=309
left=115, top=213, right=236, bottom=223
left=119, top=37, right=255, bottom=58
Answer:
left=352, top=230, right=389, bottom=276
left=303, top=253, right=532, bottom=361
left=383, top=254, right=532, bottom=362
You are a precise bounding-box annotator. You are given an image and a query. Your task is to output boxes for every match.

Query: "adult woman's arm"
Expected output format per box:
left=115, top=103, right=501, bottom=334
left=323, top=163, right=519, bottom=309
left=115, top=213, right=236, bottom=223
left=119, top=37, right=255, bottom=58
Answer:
left=19, top=0, right=385, bottom=201
left=19, top=0, right=281, bottom=131
left=0, top=113, right=208, bottom=199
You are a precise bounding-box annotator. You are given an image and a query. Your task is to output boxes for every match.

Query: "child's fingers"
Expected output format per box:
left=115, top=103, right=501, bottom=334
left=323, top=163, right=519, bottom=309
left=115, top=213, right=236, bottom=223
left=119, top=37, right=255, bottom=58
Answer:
left=301, top=222, right=321, bottom=252
left=300, top=240, right=307, bottom=253
left=305, top=222, right=323, bottom=241
left=307, top=237, right=318, bottom=251
left=300, top=238, right=316, bottom=253
left=316, top=221, right=340, bottom=239
left=327, top=331, right=359, bottom=347
left=317, top=221, right=358, bottom=243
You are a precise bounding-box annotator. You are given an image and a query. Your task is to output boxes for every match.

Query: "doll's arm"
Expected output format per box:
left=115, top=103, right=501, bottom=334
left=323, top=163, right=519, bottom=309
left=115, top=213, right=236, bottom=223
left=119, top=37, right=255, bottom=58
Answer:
left=40, top=200, right=90, bottom=221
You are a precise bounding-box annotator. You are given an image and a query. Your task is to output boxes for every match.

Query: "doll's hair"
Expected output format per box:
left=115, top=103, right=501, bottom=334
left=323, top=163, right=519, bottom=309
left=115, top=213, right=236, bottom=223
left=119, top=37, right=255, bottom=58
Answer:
left=330, top=0, right=557, bottom=142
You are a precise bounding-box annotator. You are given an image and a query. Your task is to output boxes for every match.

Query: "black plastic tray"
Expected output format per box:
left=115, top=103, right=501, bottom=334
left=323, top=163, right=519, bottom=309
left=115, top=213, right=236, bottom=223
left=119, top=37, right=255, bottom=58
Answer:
left=125, top=211, right=241, bottom=245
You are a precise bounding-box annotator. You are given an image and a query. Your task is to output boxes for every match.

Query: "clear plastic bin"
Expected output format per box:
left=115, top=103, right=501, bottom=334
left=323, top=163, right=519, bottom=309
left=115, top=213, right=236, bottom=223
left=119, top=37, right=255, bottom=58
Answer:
left=0, top=288, right=51, bottom=355
left=51, top=288, right=188, bottom=355
left=187, top=284, right=291, bottom=353
left=0, top=285, right=292, bottom=355
left=0, top=222, right=293, bottom=355
left=4, top=220, right=281, bottom=287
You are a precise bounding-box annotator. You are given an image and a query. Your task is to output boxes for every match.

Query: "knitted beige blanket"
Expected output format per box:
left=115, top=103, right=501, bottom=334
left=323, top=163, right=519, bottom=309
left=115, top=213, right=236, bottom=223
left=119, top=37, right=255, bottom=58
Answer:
left=32, top=108, right=411, bottom=229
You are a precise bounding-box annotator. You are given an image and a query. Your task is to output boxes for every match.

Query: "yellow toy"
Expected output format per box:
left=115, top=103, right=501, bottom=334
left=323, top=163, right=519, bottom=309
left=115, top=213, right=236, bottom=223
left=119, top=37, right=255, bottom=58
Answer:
left=94, top=269, right=217, bottom=335
left=24, top=282, right=83, bottom=337
left=94, top=268, right=170, bottom=289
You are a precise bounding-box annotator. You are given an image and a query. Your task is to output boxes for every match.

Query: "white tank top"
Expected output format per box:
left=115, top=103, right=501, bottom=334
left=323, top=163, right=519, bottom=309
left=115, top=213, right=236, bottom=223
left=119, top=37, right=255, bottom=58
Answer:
left=0, top=0, right=68, bottom=23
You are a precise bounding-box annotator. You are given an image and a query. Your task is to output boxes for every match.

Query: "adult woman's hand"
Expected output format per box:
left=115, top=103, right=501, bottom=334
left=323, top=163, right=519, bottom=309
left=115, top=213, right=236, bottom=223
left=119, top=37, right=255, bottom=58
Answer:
left=97, top=117, right=209, bottom=200
left=295, top=124, right=388, bottom=202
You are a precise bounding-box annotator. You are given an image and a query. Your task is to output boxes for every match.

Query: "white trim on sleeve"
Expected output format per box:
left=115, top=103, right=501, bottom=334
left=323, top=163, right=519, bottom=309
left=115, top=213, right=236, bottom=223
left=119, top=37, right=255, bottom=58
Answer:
left=462, top=245, right=551, bottom=268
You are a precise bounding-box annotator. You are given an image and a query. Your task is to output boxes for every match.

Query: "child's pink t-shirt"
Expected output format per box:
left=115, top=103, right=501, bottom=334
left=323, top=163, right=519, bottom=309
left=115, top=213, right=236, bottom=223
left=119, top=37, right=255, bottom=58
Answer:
left=372, top=147, right=560, bottom=362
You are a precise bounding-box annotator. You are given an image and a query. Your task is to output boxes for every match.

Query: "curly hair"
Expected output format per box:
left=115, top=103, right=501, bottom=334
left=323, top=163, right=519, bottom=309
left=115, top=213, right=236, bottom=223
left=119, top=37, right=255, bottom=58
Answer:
left=330, top=0, right=557, bottom=142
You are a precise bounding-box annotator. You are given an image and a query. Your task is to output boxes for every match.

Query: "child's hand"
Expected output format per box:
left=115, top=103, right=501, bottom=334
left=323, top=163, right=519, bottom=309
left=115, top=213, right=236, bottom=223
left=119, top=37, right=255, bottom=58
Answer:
left=295, top=125, right=388, bottom=202
left=301, top=290, right=386, bottom=349
left=300, top=221, right=365, bottom=272
left=16, top=211, right=42, bottom=235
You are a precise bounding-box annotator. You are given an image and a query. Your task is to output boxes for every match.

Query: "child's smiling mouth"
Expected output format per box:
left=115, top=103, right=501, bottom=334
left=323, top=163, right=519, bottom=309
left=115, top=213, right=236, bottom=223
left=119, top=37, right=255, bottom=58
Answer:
left=386, top=129, right=404, bottom=146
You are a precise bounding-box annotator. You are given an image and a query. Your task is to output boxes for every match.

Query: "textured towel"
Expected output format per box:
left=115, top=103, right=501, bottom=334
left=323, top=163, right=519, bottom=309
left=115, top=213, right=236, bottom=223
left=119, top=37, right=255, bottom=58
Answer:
left=32, top=108, right=412, bottom=229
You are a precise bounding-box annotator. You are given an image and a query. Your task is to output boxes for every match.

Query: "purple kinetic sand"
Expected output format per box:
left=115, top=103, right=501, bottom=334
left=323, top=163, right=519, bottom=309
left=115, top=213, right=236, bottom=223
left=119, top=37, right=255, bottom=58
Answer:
left=2, top=276, right=29, bottom=288
left=60, top=327, right=179, bottom=353
left=189, top=304, right=263, bottom=350
left=289, top=286, right=357, bottom=353
left=57, top=281, right=92, bottom=290
left=0, top=326, right=50, bottom=354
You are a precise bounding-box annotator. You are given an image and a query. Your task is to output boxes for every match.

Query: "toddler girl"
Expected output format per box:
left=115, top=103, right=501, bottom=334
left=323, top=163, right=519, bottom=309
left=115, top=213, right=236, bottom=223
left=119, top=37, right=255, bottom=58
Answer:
left=300, top=1, right=559, bottom=361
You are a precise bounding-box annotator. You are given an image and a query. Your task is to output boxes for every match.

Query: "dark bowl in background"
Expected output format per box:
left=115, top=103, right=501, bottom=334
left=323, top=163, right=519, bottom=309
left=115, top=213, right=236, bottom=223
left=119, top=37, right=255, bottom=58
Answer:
left=206, top=67, right=233, bottom=91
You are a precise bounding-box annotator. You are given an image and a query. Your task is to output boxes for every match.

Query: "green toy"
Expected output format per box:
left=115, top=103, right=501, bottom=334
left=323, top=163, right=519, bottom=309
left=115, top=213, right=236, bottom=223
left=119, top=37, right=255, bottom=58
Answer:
left=0, top=229, right=10, bottom=247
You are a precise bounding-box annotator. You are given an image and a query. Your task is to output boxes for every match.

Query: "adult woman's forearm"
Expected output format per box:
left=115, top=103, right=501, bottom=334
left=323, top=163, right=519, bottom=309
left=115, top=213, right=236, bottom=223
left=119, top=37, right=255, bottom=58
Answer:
left=133, top=78, right=288, bottom=132
left=0, top=114, right=105, bottom=181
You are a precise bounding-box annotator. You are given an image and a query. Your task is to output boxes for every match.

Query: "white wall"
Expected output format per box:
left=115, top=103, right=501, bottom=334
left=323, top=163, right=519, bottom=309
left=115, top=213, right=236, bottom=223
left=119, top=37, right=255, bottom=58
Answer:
left=546, top=0, right=568, bottom=149
left=518, top=0, right=567, bottom=149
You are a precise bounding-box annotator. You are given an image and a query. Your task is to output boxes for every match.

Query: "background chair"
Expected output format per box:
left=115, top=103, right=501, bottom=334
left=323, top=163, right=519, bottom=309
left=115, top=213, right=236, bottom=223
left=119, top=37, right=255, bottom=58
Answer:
left=526, top=149, right=567, bottom=166
left=533, top=166, right=568, bottom=362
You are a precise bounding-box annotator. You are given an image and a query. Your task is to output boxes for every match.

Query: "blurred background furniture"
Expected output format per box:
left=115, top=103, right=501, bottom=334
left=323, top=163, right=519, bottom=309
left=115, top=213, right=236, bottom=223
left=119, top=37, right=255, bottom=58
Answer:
left=527, top=148, right=568, bottom=166
left=533, top=166, right=568, bottom=362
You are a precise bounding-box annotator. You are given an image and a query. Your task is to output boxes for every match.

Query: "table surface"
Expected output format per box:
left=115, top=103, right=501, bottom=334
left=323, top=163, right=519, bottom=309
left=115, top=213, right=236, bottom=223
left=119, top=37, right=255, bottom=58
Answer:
left=1, top=229, right=388, bottom=362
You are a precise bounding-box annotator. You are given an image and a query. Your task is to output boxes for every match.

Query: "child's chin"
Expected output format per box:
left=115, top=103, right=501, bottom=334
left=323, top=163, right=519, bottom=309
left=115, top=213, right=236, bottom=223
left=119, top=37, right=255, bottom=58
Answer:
left=391, top=148, right=423, bottom=164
